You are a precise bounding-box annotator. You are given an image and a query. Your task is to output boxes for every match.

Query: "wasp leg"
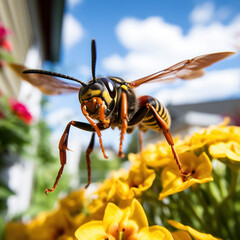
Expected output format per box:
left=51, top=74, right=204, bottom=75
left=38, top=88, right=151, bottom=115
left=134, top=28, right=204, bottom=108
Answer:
left=45, top=121, right=108, bottom=195
left=81, top=104, right=108, bottom=159
left=128, top=104, right=189, bottom=179
left=139, top=129, right=143, bottom=152
left=118, top=92, right=128, bottom=158
left=85, top=132, right=95, bottom=188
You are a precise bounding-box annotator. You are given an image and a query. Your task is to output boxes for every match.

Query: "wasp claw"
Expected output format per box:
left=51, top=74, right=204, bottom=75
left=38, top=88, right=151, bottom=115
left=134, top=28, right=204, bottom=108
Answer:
left=45, top=187, right=55, bottom=195
left=181, top=171, right=191, bottom=182
left=103, top=153, right=108, bottom=159
left=118, top=151, right=125, bottom=158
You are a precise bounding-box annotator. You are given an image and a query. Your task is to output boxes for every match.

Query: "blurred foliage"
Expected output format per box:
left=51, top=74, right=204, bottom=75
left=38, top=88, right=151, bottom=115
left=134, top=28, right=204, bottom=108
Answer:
left=0, top=20, right=72, bottom=237
left=0, top=95, right=32, bottom=155
left=124, top=130, right=140, bottom=158
left=35, top=120, right=57, bottom=164
left=24, top=162, right=71, bottom=218
left=79, top=148, right=122, bottom=184
left=0, top=94, right=71, bottom=234
left=0, top=94, right=33, bottom=238
left=23, top=119, right=70, bottom=218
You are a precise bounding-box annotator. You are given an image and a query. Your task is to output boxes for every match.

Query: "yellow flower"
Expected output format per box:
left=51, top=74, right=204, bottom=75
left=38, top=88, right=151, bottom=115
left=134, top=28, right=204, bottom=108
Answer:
left=168, top=220, right=222, bottom=240
left=56, top=236, right=76, bottom=240
left=129, top=136, right=182, bottom=169
left=75, top=199, right=173, bottom=240
left=209, top=141, right=240, bottom=167
left=159, top=152, right=213, bottom=200
left=88, top=176, right=119, bottom=220
left=59, top=189, right=86, bottom=215
left=59, top=189, right=87, bottom=227
left=116, top=162, right=156, bottom=200
left=180, top=120, right=240, bottom=154
left=4, top=222, right=27, bottom=240
left=170, top=230, right=192, bottom=240
left=26, top=208, right=74, bottom=240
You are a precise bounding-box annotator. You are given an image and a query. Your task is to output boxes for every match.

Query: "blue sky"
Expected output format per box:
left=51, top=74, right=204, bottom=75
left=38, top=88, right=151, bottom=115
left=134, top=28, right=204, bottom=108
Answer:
left=58, top=0, right=240, bottom=74
left=44, top=0, right=240, bottom=150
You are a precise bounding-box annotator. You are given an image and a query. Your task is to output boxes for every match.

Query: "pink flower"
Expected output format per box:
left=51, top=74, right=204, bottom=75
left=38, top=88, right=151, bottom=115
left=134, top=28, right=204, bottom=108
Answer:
left=0, top=39, right=13, bottom=51
left=0, top=110, right=4, bottom=119
left=9, top=98, right=33, bottom=124
left=0, top=21, right=11, bottom=39
left=0, top=21, right=12, bottom=51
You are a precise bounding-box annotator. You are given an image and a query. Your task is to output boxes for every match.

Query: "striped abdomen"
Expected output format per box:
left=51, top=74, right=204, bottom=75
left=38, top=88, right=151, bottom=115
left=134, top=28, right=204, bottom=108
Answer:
left=138, top=96, right=171, bottom=132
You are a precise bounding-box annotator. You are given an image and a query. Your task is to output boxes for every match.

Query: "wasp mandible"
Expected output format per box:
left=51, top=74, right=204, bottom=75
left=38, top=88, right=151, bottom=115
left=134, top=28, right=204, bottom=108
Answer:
left=9, top=40, right=234, bottom=194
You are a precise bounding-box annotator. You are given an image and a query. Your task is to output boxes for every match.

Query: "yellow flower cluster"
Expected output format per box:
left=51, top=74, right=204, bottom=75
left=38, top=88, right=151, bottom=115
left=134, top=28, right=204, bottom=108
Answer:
left=5, top=119, right=239, bottom=240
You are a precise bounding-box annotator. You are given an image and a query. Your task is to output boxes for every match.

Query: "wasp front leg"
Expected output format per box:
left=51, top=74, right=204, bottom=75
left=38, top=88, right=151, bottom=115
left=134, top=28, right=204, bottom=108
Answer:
left=45, top=121, right=107, bottom=195
left=85, top=132, right=95, bottom=188
left=81, top=103, right=108, bottom=159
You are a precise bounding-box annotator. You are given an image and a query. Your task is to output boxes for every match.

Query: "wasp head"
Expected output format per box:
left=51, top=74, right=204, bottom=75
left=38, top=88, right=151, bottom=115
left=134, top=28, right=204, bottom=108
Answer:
left=79, top=78, right=116, bottom=123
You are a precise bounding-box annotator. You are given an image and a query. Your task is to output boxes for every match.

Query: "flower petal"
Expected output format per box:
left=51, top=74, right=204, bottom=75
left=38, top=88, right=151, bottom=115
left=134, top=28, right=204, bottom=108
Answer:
left=171, top=230, right=192, bottom=240
left=159, top=152, right=213, bottom=200
left=103, top=202, right=124, bottom=233
left=137, top=226, right=173, bottom=240
left=209, top=141, right=240, bottom=167
left=128, top=199, right=149, bottom=230
left=116, top=163, right=156, bottom=200
left=75, top=221, right=109, bottom=240
left=168, top=220, right=221, bottom=240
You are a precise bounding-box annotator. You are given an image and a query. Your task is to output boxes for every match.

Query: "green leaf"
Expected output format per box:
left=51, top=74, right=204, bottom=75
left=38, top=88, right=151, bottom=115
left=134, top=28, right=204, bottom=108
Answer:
left=0, top=182, right=15, bottom=198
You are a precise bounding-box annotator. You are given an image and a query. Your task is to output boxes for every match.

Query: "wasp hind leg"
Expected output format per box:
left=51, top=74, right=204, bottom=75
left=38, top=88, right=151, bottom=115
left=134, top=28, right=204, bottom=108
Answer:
left=118, top=92, right=128, bottom=158
left=139, top=128, right=143, bottom=152
left=128, top=100, right=190, bottom=180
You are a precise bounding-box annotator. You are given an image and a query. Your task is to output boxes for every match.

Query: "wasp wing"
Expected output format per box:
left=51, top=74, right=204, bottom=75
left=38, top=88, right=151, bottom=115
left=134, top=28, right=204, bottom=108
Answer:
left=129, top=52, right=235, bottom=88
left=8, top=63, right=81, bottom=95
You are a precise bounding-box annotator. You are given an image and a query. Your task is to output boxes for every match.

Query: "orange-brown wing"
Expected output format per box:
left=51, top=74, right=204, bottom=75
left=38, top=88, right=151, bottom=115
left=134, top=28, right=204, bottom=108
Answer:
left=129, top=52, right=235, bottom=88
left=8, top=63, right=81, bottom=95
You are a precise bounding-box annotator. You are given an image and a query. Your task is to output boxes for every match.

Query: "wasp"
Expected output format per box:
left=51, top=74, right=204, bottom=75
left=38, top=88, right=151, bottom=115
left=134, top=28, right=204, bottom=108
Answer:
left=9, top=40, right=234, bottom=194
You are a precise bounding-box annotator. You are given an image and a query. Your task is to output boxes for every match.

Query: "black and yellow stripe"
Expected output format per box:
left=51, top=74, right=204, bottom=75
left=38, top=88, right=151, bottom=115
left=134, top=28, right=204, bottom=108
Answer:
left=140, top=96, right=171, bottom=132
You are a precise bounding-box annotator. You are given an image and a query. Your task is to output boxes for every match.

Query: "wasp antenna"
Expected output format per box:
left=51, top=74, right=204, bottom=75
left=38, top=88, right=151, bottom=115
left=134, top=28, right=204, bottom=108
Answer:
left=91, top=39, right=97, bottom=82
left=23, top=69, right=87, bottom=86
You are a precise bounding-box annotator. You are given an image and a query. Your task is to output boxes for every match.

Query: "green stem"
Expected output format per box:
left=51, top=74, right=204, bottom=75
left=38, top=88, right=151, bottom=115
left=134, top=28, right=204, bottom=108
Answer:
left=194, top=189, right=214, bottom=228
left=206, top=182, right=234, bottom=240
left=219, top=168, right=239, bottom=240
left=179, top=191, right=206, bottom=230
left=205, top=183, right=222, bottom=233
left=222, top=168, right=239, bottom=204
left=218, top=206, right=236, bottom=240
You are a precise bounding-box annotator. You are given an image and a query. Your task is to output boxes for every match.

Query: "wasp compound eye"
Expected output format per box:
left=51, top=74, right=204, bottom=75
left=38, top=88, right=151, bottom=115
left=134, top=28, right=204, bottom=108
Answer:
left=101, top=78, right=116, bottom=98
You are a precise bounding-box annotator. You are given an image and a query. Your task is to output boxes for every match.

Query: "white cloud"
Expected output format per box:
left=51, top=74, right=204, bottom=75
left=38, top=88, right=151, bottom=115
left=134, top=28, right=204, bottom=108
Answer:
left=190, top=2, right=231, bottom=25
left=78, top=65, right=91, bottom=77
left=62, top=14, right=84, bottom=49
left=102, top=4, right=240, bottom=105
left=155, top=69, right=240, bottom=105
left=68, top=0, right=83, bottom=9
left=46, top=107, right=76, bottom=127
left=190, top=2, right=215, bottom=24
left=103, top=17, right=186, bottom=79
